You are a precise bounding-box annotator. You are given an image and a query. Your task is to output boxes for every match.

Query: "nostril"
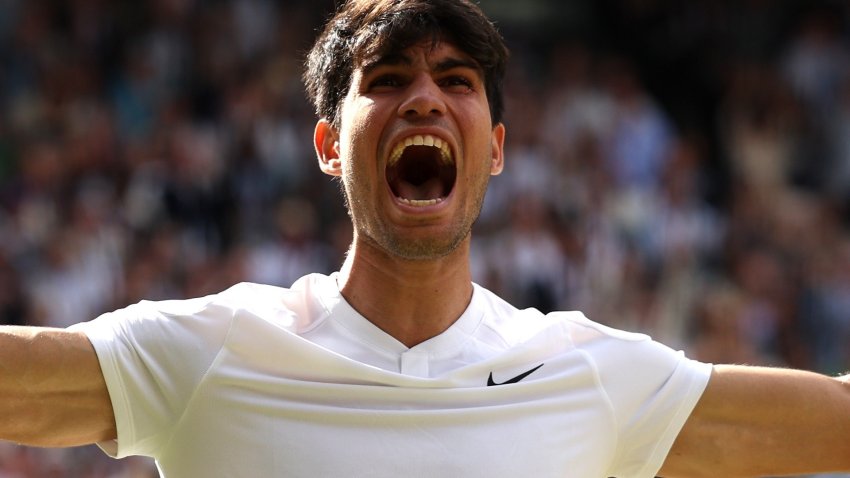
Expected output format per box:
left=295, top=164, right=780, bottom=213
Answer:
left=400, top=104, right=444, bottom=118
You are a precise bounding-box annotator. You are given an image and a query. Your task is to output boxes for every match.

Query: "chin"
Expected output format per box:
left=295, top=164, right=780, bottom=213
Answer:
left=381, top=231, right=468, bottom=261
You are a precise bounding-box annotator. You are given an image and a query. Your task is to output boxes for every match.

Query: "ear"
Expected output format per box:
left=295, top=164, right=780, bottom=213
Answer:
left=489, top=122, right=506, bottom=176
left=314, top=119, right=342, bottom=177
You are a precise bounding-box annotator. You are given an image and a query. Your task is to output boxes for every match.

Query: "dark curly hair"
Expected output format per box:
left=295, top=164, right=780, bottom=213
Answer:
left=303, top=0, right=509, bottom=126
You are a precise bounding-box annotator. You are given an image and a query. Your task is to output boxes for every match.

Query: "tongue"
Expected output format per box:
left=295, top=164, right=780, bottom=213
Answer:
left=396, top=177, right=444, bottom=201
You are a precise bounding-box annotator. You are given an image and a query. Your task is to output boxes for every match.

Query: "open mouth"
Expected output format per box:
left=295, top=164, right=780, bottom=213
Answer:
left=386, top=134, right=456, bottom=207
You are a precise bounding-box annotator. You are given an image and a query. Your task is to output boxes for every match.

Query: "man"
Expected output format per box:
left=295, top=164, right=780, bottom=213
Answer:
left=1, top=0, right=848, bottom=476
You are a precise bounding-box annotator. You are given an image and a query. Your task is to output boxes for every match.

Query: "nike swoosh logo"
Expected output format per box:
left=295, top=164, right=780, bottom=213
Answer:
left=487, top=363, right=544, bottom=386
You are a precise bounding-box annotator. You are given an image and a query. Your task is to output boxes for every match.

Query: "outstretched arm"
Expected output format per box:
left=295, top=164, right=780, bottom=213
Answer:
left=660, top=365, right=850, bottom=477
left=0, top=326, right=115, bottom=447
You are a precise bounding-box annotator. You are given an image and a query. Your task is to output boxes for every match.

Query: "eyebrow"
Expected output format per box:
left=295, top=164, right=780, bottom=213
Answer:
left=360, top=52, right=482, bottom=78
left=433, top=57, right=481, bottom=74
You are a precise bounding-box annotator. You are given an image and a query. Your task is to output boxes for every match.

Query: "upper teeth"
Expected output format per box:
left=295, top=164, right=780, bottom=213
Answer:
left=388, top=134, right=452, bottom=166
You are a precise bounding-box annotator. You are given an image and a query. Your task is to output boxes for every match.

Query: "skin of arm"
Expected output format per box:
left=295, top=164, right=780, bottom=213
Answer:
left=660, top=365, right=850, bottom=477
left=0, top=326, right=115, bottom=447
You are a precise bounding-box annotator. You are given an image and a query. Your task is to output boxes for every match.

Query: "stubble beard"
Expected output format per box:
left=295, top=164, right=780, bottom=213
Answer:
left=373, top=218, right=472, bottom=261
left=342, top=175, right=490, bottom=262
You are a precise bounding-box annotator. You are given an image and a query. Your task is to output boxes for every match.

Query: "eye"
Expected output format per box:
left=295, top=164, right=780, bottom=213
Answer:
left=440, top=75, right=474, bottom=93
left=368, top=74, right=405, bottom=91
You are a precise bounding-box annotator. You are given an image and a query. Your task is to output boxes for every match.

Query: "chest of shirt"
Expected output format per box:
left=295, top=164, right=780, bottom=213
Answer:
left=156, top=340, right=616, bottom=477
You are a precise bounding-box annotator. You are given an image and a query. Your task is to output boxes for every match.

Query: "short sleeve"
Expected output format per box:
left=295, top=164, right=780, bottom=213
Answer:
left=70, top=296, right=234, bottom=458
left=565, top=314, right=712, bottom=477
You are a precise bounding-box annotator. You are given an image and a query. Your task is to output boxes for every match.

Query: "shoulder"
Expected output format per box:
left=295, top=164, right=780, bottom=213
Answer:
left=75, top=273, right=335, bottom=345
left=554, top=311, right=698, bottom=375
left=551, top=311, right=654, bottom=348
left=552, top=312, right=712, bottom=418
left=472, top=283, right=649, bottom=348
left=473, top=284, right=706, bottom=377
left=215, top=274, right=335, bottom=334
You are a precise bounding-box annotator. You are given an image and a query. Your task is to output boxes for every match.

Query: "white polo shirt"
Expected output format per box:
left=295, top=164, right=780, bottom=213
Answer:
left=73, top=273, right=711, bottom=477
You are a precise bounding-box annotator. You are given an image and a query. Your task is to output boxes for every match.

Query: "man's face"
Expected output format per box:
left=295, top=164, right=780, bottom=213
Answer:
left=315, top=41, right=505, bottom=260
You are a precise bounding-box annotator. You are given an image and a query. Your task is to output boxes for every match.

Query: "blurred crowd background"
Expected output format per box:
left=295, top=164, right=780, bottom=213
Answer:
left=1, top=0, right=850, bottom=476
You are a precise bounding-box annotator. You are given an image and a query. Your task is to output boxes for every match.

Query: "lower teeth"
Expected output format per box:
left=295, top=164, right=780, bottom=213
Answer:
left=399, top=197, right=443, bottom=206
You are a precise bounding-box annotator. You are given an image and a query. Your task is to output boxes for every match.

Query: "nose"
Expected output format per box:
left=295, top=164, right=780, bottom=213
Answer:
left=397, top=73, right=447, bottom=119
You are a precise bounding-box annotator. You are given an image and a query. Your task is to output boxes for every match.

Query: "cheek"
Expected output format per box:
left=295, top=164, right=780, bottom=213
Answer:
left=339, top=101, right=382, bottom=161
left=338, top=112, right=382, bottom=195
left=460, top=102, right=494, bottom=149
left=471, top=129, right=497, bottom=169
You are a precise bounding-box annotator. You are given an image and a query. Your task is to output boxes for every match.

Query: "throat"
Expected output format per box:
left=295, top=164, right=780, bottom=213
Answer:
left=336, top=244, right=474, bottom=347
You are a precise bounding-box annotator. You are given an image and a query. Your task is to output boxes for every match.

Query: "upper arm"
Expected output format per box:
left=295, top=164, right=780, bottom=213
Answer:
left=0, top=326, right=115, bottom=447
left=660, top=365, right=850, bottom=477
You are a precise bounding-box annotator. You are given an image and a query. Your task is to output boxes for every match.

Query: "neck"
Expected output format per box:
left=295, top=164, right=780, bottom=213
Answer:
left=336, top=236, right=474, bottom=348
